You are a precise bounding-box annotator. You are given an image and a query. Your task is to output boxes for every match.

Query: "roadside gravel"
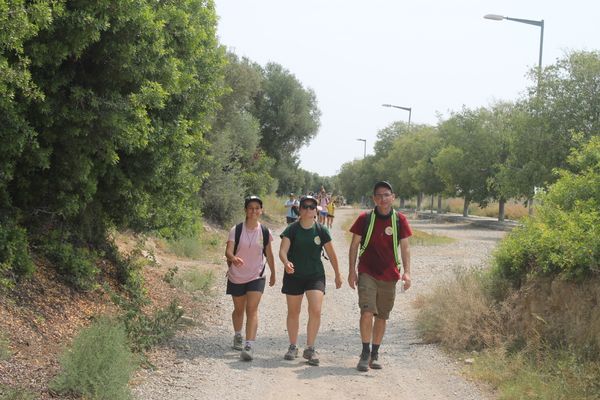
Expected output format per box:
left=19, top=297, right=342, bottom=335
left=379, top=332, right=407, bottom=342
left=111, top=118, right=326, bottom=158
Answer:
left=132, top=208, right=507, bottom=400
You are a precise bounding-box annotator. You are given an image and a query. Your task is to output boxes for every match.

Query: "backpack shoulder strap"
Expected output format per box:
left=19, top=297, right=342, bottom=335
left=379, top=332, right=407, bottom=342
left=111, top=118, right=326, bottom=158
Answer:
left=314, top=223, right=330, bottom=260
left=261, top=224, right=270, bottom=256
left=233, top=222, right=243, bottom=256
left=359, top=211, right=375, bottom=254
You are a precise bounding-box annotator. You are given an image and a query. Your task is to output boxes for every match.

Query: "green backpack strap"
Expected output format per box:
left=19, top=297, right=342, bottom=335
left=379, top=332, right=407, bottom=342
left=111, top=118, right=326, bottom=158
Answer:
left=358, top=210, right=401, bottom=268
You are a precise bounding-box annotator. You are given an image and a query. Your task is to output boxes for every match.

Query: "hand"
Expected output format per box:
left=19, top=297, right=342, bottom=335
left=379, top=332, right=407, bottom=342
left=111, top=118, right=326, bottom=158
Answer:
left=402, top=272, right=411, bottom=291
left=334, top=274, right=343, bottom=289
left=348, top=270, right=358, bottom=290
left=231, top=256, right=244, bottom=267
left=284, top=261, right=295, bottom=274
left=269, top=273, right=276, bottom=287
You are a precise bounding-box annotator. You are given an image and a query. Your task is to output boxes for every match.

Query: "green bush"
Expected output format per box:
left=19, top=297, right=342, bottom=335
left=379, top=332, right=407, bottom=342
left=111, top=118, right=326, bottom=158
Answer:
left=0, top=217, right=34, bottom=287
left=494, top=138, right=600, bottom=286
left=40, top=232, right=99, bottom=291
left=50, top=317, right=137, bottom=400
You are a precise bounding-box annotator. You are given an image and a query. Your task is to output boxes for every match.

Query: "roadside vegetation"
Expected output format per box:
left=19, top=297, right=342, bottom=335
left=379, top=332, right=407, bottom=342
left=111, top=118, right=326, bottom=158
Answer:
left=415, top=138, right=600, bottom=399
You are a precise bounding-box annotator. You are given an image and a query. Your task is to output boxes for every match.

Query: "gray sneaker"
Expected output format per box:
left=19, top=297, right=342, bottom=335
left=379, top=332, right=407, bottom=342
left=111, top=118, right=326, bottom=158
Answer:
left=284, top=344, right=298, bottom=360
left=357, top=352, right=369, bottom=372
left=369, top=353, right=382, bottom=369
left=240, top=345, right=253, bottom=361
left=232, top=334, right=243, bottom=351
left=303, top=347, right=320, bottom=366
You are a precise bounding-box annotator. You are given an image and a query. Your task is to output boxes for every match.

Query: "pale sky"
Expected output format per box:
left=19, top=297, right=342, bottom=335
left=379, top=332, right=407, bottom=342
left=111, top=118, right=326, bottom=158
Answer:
left=215, top=0, right=600, bottom=176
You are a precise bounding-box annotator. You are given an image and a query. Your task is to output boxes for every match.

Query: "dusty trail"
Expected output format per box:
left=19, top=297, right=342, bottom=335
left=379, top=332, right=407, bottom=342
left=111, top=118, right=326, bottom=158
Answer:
left=133, top=208, right=505, bottom=399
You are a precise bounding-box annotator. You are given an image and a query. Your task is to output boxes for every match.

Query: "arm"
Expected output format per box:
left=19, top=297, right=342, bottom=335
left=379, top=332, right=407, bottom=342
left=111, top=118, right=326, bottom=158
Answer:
left=266, top=241, right=276, bottom=286
left=225, top=240, right=244, bottom=267
left=348, top=233, right=362, bottom=289
left=323, top=241, right=342, bottom=289
left=279, top=237, right=295, bottom=274
left=399, top=237, right=411, bottom=290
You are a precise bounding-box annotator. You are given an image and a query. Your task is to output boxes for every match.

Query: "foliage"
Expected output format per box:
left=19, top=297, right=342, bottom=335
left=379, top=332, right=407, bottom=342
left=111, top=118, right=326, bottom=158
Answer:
left=39, top=230, right=99, bottom=290
left=0, top=385, right=36, bottom=400
left=0, top=331, right=10, bottom=361
left=173, top=269, right=214, bottom=294
left=1, top=0, right=224, bottom=284
left=253, top=62, right=321, bottom=162
left=0, top=214, right=34, bottom=287
left=494, top=137, right=600, bottom=286
left=409, top=229, right=455, bottom=246
left=50, top=317, right=137, bottom=400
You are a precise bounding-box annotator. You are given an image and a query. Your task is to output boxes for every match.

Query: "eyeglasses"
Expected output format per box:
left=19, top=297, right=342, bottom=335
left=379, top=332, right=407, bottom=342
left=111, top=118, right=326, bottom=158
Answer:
left=374, top=193, right=393, bottom=199
left=301, top=204, right=317, bottom=210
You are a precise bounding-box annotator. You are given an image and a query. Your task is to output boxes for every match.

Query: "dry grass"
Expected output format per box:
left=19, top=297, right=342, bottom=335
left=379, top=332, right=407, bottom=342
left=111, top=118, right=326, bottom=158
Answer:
left=443, top=198, right=530, bottom=220
left=415, top=268, right=600, bottom=399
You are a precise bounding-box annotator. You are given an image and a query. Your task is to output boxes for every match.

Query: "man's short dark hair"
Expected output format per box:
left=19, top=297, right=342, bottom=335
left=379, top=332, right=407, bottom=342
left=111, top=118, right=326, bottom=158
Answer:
left=373, top=181, right=393, bottom=194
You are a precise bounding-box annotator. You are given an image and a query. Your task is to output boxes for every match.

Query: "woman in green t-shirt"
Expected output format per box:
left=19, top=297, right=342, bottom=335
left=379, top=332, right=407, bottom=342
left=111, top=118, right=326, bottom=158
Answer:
left=278, top=195, right=342, bottom=366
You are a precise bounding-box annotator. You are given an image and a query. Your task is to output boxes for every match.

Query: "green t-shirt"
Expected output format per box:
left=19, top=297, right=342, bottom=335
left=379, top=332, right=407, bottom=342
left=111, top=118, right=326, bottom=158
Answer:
left=280, top=222, right=331, bottom=278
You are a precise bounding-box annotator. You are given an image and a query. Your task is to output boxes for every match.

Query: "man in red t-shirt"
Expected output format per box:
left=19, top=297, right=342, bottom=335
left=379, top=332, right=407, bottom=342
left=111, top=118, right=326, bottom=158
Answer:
left=348, top=181, right=412, bottom=372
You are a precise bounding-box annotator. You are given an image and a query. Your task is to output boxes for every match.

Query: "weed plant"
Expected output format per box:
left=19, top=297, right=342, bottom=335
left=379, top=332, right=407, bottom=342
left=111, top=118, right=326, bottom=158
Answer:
left=0, top=385, right=36, bottom=400
left=50, top=317, right=137, bottom=400
left=0, top=332, right=11, bottom=360
left=174, top=269, right=214, bottom=294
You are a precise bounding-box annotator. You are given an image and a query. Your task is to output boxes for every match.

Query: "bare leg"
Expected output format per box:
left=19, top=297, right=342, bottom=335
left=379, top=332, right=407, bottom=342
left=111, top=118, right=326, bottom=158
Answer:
left=372, top=317, right=387, bottom=345
left=305, top=290, right=324, bottom=347
left=232, top=295, right=246, bottom=333
left=245, top=291, right=263, bottom=341
left=286, top=295, right=303, bottom=344
left=360, top=311, right=374, bottom=343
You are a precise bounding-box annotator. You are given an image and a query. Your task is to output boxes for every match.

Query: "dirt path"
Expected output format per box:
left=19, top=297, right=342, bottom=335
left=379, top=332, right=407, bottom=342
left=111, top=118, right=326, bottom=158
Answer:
left=133, top=208, right=506, bottom=399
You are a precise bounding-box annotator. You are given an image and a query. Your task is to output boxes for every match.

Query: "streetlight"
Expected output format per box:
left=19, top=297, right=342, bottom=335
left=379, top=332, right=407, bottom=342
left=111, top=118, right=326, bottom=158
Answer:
left=382, top=104, right=412, bottom=131
left=483, top=14, right=544, bottom=80
left=356, top=138, right=366, bottom=158
left=484, top=14, right=545, bottom=217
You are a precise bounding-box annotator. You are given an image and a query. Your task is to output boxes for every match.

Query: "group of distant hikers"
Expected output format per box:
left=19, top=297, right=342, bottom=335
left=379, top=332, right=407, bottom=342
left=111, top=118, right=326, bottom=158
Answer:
left=224, top=181, right=412, bottom=371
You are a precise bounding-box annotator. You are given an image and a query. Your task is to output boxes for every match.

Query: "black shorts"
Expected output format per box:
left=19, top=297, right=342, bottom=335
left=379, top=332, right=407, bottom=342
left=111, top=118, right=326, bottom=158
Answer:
left=226, top=277, right=266, bottom=297
left=281, top=274, right=326, bottom=295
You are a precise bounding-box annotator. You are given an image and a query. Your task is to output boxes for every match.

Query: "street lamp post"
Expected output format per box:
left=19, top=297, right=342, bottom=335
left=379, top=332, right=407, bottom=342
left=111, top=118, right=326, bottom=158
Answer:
left=382, top=104, right=412, bottom=131
left=483, top=14, right=544, bottom=81
left=484, top=13, right=545, bottom=218
left=356, top=138, right=366, bottom=158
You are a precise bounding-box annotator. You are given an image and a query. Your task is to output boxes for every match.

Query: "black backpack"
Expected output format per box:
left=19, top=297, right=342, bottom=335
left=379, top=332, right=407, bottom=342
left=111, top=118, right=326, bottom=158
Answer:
left=228, top=223, right=270, bottom=275
left=286, top=221, right=329, bottom=260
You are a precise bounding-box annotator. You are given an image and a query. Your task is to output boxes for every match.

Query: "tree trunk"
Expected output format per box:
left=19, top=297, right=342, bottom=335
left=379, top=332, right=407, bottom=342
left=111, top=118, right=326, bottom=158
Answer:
left=498, top=198, right=506, bottom=222
left=416, top=194, right=422, bottom=211
left=437, top=195, right=443, bottom=214
left=463, top=198, right=470, bottom=217
left=430, top=194, right=434, bottom=214
left=400, top=198, right=405, bottom=208
left=528, top=197, right=534, bottom=215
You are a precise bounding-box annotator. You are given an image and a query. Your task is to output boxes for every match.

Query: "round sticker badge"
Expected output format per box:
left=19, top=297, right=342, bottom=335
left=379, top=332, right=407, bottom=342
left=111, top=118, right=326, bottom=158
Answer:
left=384, top=226, right=393, bottom=236
left=314, top=236, right=321, bottom=245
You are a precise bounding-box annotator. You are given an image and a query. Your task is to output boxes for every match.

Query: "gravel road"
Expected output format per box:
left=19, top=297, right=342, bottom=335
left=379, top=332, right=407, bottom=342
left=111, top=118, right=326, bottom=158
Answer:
left=133, top=208, right=507, bottom=400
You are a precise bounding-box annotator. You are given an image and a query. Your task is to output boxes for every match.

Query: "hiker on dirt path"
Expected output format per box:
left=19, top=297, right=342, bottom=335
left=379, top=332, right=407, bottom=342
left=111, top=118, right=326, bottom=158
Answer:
left=348, top=181, right=412, bottom=372
left=225, top=196, right=276, bottom=362
left=284, top=193, right=300, bottom=224
left=279, top=194, right=343, bottom=366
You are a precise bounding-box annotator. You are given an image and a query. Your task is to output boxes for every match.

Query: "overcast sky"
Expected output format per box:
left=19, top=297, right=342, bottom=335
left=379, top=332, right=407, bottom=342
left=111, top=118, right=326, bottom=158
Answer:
left=215, top=0, right=600, bottom=176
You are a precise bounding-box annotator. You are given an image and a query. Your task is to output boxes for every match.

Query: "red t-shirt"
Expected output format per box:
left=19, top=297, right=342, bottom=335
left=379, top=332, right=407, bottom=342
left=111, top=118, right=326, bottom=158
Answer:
left=349, top=209, right=412, bottom=281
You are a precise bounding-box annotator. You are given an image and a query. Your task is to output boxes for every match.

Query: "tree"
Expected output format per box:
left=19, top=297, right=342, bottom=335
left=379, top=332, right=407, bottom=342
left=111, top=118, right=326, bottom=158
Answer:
left=2, top=0, right=224, bottom=283
left=252, top=62, right=321, bottom=168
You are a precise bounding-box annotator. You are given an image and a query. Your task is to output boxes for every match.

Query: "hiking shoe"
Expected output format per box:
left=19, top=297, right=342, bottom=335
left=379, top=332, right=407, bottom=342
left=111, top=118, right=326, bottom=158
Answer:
left=303, top=347, right=320, bottom=366
left=369, top=353, right=382, bottom=369
left=357, top=352, right=370, bottom=372
left=284, top=344, right=298, bottom=360
left=240, top=345, right=253, bottom=361
left=232, top=334, right=243, bottom=351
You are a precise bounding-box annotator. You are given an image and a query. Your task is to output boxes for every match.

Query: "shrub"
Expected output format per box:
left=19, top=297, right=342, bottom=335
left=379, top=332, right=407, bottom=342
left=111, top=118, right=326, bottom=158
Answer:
left=174, top=269, right=214, bottom=294
left=0, top=217, right=34, bottom=287
left=0, top=385, right=36, bottom=400
left=50, top=317, right=137, bottom=400
left=40, top=231, right=99, bottom=290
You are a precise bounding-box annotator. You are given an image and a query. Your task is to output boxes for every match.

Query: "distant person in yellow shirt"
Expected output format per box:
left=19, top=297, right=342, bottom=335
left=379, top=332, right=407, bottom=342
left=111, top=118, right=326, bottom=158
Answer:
left=326, top=195, right=335, bottom=229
